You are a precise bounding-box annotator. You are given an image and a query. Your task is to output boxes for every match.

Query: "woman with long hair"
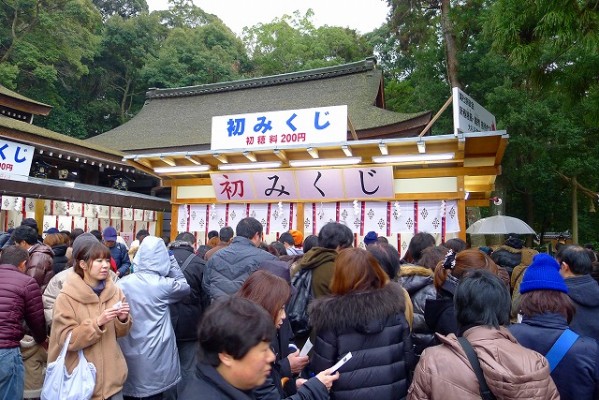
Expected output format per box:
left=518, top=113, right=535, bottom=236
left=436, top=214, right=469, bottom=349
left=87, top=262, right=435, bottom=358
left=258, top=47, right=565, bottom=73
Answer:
left=48, top=233, right=131, bottom=400
left=309, top=247, right=413, bottom=400
left=237, top=270, right=338, bottom=400
left=424, top=249, right=503, bottom=337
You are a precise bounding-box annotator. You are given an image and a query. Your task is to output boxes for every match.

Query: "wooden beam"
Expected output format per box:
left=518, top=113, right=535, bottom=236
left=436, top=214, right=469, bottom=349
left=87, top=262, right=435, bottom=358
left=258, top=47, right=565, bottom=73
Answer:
left=162, top=178, right=212, bottom=187
left=160, top=157, right=177, bottom=167
left=418, top=95, right=453, bottom=137
left=347, top=116, right=359, bottom=140
left=394, top=192, right=462, bottom=201
left=466, top=199, right=491, bottom=207
left=393, top=166, right=500, bottom=179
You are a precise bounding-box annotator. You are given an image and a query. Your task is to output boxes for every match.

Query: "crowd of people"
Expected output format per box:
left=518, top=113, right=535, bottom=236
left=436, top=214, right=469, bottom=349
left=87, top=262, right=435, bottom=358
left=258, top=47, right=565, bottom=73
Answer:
left=2, top=216, right=599, bottom=399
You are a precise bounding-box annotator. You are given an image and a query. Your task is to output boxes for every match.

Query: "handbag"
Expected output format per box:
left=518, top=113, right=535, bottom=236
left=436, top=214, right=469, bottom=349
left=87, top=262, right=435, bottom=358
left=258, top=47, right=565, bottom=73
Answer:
left=41, top=331, right=97, bottom=400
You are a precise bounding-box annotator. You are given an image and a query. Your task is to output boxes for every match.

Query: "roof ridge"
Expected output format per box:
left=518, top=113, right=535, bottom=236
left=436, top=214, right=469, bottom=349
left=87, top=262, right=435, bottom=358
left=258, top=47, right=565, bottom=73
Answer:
left=146, top=57, right=378, bottom=100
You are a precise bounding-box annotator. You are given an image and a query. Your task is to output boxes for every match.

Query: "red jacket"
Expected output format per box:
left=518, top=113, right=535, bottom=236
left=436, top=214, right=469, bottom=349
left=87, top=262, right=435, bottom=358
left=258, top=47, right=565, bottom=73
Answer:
left=0, top=264, right=46, bottom=348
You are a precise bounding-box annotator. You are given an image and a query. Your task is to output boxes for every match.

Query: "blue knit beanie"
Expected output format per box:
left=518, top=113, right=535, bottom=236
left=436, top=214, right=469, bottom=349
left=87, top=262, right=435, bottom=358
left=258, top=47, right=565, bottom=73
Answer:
left=364, top=231, right=378, bottom=245
left=520, top=253, right=568, bottom=294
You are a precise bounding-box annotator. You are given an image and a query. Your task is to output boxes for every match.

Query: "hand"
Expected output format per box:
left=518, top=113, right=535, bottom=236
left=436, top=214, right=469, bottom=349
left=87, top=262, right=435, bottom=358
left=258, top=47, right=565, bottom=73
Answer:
left=287, top=350, right=309, bottom=374
left=315, top=368, right=340, bottom=392
left=116, top=299, right=130, bottom=322
left=96, top=307, right=119, bottom=327
left=295, top=378, right=307, bottom=388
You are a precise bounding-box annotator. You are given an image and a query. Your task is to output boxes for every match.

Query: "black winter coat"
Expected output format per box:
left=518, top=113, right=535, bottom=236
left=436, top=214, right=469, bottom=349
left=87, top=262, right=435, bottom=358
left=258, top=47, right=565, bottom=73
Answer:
left=309, top=282, right=414, bottom=400
left=51, top=244, right=69, bottom=274
left=565, top=275, right=599, bottom=341
left=169, top=241, right=208, bottom=342
left=397, top=265, right=437, bottom=355
left=424, top=274, right=459, bottom=337
left=181, top=363, right=256, bottom=400
left=510, top=313, right=599, bottom=400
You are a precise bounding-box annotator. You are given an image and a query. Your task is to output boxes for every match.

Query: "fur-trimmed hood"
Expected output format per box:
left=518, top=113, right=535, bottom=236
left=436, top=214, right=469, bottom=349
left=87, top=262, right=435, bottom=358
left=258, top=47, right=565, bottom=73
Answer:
left=309, top=282, right=406, bottom=334
left=398, top=265, right=434, bottom=294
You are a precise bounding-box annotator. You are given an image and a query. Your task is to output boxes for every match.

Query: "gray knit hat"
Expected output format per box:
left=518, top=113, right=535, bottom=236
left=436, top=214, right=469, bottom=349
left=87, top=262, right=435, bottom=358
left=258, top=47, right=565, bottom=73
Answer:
left=71, top=233, right=100, bottom=263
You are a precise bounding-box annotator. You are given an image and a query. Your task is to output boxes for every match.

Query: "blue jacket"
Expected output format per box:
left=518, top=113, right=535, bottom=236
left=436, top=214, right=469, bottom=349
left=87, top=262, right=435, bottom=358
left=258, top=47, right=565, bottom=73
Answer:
left=109, top=242, right=131, bottom=276
left=565, top=275, right=599, bottom=341
left=509, top=313, right=599, bottom=400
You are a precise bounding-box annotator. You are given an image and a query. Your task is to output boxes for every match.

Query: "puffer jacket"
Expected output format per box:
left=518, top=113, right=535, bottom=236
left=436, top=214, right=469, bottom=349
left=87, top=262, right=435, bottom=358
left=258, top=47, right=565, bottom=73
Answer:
left=169, top=240, right=208, bottom=342
left=48, top=271, right=131, bottom=400
left=51, top=243, right=69, bottom=274
left=565, top=274, right=599, bottom=341
left=510, top=313, right=599, bottom=399
left=310, top=282, right=413, bottom=400
left=507, top=247, right=537, bottom=321
left=0, top=264, right=46, bottom=348
left=27, top=243, right=54, bottom=292
left=408, top=326, right=559, bottom=400
left=295, top=247, right=337, bottom=298
left=202, top=236, right=276, bottom=302
left=398, top=265, right=437, bottom=355
left=117, top=236, right=190, bottom=398
left=181, top=362, right=256, bottom=399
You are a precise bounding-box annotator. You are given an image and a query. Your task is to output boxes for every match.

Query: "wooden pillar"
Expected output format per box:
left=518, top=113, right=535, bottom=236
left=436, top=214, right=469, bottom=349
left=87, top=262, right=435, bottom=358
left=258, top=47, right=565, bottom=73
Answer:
left=457, top=176, right=467, bottom=241
left=170, top=204, right=179, bottom=242
left=34, top=199, right=45, bottom=230
left=155, top=211, right=164, bottom=239
left=296, top=202, right=304, bottom=236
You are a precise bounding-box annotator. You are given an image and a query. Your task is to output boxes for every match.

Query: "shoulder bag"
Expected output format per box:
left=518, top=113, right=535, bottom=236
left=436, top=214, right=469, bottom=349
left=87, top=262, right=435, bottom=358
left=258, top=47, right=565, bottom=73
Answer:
left=457, top=336, right=497, bottom=400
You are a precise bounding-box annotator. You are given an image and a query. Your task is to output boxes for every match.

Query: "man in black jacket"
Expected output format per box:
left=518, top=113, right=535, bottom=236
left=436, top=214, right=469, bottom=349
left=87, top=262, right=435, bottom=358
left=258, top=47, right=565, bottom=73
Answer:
left=167, top=232, right=207, bottom=399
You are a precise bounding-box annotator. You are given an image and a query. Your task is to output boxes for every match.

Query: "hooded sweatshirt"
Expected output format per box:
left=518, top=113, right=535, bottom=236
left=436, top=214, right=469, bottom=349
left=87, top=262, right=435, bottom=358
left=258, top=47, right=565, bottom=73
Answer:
left=295, top=247, right=337, bottom=298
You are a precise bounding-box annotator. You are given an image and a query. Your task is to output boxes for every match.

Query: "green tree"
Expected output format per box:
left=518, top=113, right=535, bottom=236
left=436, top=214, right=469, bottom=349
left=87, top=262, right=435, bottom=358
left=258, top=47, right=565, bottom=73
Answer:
left=243, top=10, right=373, bottom=76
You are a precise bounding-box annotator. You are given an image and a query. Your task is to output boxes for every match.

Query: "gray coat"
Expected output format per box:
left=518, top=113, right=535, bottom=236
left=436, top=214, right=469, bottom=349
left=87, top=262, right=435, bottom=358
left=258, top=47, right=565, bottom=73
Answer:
left=117, top=236, right=190, bottom=397
left=202, top=236, right=277, bottom=302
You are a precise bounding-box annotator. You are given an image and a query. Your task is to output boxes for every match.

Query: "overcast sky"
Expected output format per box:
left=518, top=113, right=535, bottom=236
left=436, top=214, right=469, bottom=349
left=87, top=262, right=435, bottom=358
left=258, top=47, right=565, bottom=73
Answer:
left=146, top=0, right=390, bottom=37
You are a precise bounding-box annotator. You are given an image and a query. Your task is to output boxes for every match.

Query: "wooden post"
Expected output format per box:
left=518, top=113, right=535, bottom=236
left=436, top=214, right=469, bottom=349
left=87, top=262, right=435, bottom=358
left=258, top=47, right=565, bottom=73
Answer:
left=34, top=199, right=45, bottom=230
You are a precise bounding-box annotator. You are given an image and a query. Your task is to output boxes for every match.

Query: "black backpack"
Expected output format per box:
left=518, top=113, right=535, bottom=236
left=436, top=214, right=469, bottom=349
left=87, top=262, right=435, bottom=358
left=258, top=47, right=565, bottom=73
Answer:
left=287, top=268, right=314, bottom=337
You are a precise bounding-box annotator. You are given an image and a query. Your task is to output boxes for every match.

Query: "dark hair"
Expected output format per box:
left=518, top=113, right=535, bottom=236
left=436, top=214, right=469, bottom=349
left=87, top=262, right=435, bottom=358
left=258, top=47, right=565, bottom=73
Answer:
left=434, top=249, right=499, bottom=291
left=519, top=290, right=576, bottom=323
left=279, top=232, right=294, bottom=246
left=0, top=245, right=28, bottom=266
left=505, top=234, right=524, bottom=249
left=303, top=235, right=319, bottom=253
left=73, top=241, right=111, bottom=279
left=198, top=297, right=275, bottom=367
left=557, top=245, right=592, bottom=275
left=367, top=243, right=401, bottom=280
left=21, top=218, right=39, bottom=232
left=404, top=232, right=435, bottom=263
left=455, top=270, right=510, bottom=329
left=136, top=229, right=150, bottom=240
left=175, top=232, right=196, bottom=246
left=269, top=241, right=286, bottom=256
left=11, top=225, right=38, bottom=245
left=585, top=248, right=598, bottom=263
left=443, top=238, right=468, bottom=254
left=331, top=247, right=389, bottom=294
left=208, top=230, right=219, bottom=240
left=70, top=228, right=84, bottom=245
left=219, top=226, right=234, bottom=242
left=89, top=229, right=103, bottom=242
left=236, top=217, right=263, bottom=240
left=237, top=270, right=291, bottom=324
left=377, top=236, right=389, bottom=244
left=43, top=233, right=69, bottom=247
left=419, top=245, right=450, bottom=270
left=318, top=223, right=353, bottom=250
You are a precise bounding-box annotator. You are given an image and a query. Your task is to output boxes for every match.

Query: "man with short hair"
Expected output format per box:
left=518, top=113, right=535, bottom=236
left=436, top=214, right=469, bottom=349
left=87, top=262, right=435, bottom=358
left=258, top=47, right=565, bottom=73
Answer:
left=558, top=244, right=599, bottom=340
left=202, top=218, right=277, bottom=302
left=0, top=245, right=46, bottom=399
left=278, top=232, right=302, bottom=256
left=204, top=226, right=234, bottom=261
left=12, top=225, right=54, bottom=292
left=136, top=229, right=150, bottom=244
left=294, top=222, right=353, bottom=298
left=103, top=226, right=131, bottom=277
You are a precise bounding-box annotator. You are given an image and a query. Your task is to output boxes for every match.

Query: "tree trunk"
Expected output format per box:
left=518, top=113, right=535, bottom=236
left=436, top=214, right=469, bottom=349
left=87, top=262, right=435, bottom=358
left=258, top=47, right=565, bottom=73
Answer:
left=572, top=176, right=578, bottom=244
left=440, top=0, right=461, bottom=89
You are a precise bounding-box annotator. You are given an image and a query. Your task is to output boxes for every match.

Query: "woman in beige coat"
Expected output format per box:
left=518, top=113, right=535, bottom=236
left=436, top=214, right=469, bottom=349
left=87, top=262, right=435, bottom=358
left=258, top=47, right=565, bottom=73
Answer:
left=48, top=233, right=132, bottom=400
left=408, top=269, right=558, bottom=400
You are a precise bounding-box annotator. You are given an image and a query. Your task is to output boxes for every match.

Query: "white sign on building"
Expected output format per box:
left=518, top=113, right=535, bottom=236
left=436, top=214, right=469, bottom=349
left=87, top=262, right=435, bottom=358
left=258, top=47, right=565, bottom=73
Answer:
left=211, top=105, right=347, bottom=151
left=0, top=139, right=34, bottom=181
left=452, top=87, right=496, bottom=135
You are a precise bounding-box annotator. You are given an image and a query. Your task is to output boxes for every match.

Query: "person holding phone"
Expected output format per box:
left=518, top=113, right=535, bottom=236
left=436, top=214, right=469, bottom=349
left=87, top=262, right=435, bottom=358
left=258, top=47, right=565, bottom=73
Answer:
left=48, top=233, right=131, bottom=400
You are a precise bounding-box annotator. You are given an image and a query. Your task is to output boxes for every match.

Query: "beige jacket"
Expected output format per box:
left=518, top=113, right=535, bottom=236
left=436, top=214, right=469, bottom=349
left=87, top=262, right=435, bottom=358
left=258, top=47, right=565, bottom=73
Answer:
left=408, top=326, right=559, bottom=400
left=48, top=273, right=131, bottom=400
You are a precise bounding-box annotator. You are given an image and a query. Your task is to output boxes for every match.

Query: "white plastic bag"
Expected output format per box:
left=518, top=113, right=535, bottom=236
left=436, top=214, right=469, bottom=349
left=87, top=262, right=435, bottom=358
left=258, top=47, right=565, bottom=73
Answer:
left=41, top=331, right=97, bottom=400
